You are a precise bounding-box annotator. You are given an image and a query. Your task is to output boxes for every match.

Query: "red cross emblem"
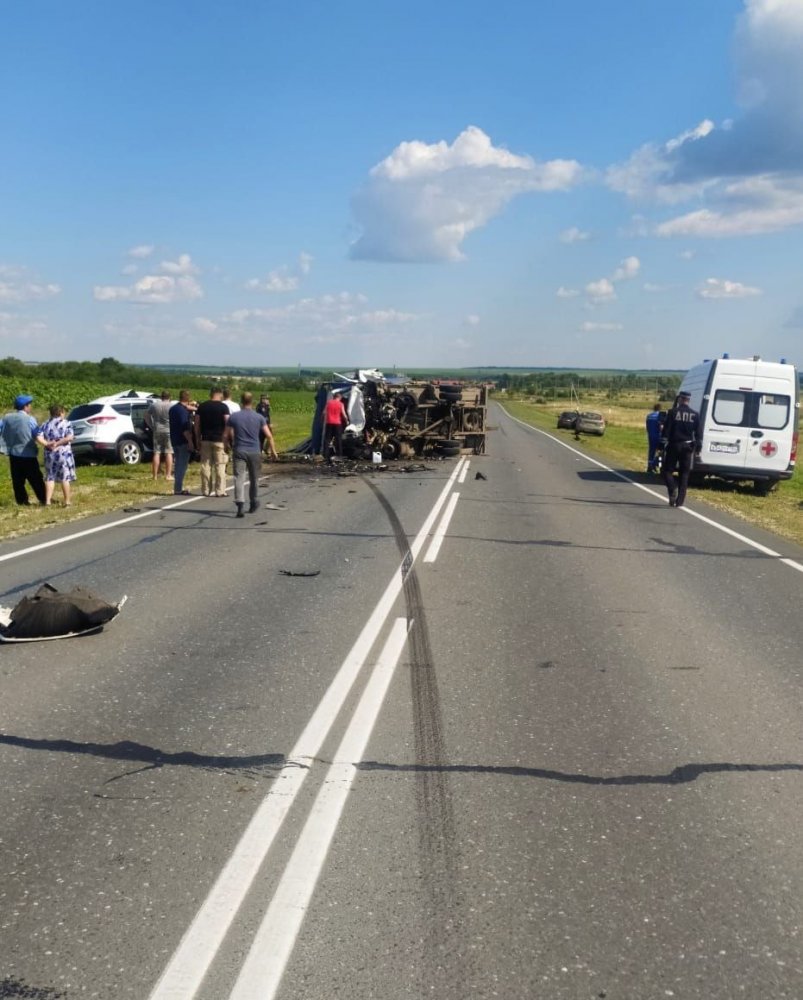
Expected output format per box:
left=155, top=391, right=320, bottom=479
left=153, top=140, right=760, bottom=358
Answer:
left=760, top=440, right=778, bottom=458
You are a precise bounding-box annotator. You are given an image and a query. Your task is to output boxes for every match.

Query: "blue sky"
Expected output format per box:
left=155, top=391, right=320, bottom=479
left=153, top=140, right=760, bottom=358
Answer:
left=2, top=0, right=801, bottom=370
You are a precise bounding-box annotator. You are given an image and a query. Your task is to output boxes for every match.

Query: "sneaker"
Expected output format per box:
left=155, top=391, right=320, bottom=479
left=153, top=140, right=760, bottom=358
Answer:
left=236, top=502, right=245, bottom=518
left=668, top=494, right=677, bottom=506
left=249, top=502, right=259, bottom=513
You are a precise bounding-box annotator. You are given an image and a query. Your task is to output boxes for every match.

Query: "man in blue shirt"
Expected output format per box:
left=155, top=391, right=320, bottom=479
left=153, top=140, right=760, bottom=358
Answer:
left=168, top=390, right=196, bottom=495
left=645, top=403, right=664, bottom=474
left=0, top=394, right=47, bottom=505
left=224, top=391, right=270, bottom=517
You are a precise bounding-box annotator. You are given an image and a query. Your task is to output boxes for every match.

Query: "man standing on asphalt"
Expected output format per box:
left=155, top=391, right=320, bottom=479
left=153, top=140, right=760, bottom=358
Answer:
left=661, top=390, right=702, bottom=508
left=144, top=390, right=173, bottom=482
left=645, top=402, right=664, bottom=474
left=0, top=394, right=47, bottom=505
left=323, top=391, right=348, bottom=460
left=224, top=392, right=269, bottom=517
left=168, top=390, right=195, bottom=495
left=194, top=386, right=229, bottom=497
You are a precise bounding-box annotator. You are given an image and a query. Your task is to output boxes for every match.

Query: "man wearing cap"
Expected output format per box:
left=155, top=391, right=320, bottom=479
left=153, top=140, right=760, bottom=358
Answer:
left=0, top=395, right=47, bottom=505
left=660, top=390, right=702, bottom=508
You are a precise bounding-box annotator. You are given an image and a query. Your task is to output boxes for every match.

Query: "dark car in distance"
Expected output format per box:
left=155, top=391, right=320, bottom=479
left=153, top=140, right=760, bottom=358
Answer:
left=557, top=410, right=579, bottom=429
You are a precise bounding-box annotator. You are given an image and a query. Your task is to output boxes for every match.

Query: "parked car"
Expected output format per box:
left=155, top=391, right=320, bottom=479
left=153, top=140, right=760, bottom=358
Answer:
left=575, top=411, right=606, bottom=435
left=557, top=410, right=579, bottom=429
left=68, top=390, right=155, bottom=465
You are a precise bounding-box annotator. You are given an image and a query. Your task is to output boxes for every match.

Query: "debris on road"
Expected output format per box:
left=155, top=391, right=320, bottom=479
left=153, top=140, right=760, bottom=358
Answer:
left=278, top=569, right=321, bottom=578
left=0, top=584, right=126, bottom=642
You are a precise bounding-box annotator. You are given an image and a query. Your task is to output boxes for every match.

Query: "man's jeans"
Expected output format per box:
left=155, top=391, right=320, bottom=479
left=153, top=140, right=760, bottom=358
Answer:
left=233, top=451, right=261, bottom=506
left=173, top=444, right=191, bottom=493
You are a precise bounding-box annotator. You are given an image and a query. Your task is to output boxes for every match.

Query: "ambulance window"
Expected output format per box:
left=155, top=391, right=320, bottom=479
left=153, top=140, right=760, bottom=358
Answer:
left=712, top=390, right=746, bottom=426
left=757, top=394, right=789, bottom=430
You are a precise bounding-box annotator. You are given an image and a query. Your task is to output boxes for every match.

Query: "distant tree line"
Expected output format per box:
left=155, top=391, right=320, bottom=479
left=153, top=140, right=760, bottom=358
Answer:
left=497, top=370, right=681, bottom=401
left=0, top=357, right=316, bottom=394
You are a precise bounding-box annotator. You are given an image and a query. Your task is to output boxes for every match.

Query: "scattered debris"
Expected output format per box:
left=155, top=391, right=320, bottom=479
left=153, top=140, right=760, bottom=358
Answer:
left=0, top=584, right=126, bottom=642
left=123, top=507, right=142, bottom=513
left=475, top=471, right=487, bottom=480
left=279, top=569, right=320, bottom=578
left=263, top=503, right=287, bottom=510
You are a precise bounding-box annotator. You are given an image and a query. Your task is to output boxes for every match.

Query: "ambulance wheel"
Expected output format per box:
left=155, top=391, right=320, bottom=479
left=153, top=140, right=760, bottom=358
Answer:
left=753, top=479, right=777, bottom=496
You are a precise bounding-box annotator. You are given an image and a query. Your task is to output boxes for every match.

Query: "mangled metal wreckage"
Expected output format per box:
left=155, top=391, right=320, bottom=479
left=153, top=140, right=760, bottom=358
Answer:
left=303, top=369, right=488, bottom=460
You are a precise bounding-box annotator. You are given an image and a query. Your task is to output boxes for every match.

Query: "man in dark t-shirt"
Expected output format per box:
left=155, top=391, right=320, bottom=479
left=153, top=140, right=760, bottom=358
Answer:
left=224, top=392, right=269, bottom=517
left=168, top=391, right=195, bottom=495
left=194, top=387, right=229, bottom=497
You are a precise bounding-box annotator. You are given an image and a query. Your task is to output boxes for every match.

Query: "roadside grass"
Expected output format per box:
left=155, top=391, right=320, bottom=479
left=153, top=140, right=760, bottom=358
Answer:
left=503, top=397, right=803, bottom=548
left=0, top=397, right=314, bottom=540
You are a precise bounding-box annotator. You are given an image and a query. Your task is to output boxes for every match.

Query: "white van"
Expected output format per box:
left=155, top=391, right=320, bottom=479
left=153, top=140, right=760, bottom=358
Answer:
left=677, top=355, right=799, bottom=494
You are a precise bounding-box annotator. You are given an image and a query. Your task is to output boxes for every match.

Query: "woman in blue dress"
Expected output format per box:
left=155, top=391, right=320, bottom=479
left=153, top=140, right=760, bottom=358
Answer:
left=41, top=404, right=76, bottom=506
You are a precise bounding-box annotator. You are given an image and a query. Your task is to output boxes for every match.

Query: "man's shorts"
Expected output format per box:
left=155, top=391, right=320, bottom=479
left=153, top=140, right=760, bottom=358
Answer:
left=152, top=429, right=173, bottom=455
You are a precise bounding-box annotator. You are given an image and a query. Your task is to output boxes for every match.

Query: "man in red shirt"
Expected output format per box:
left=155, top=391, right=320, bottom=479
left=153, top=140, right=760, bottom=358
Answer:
left=323, top=393, right=348, bottom=459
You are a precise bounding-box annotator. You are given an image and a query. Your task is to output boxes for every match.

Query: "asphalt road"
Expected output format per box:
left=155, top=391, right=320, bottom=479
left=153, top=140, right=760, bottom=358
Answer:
left=1, top=404, right=802, bottom=1000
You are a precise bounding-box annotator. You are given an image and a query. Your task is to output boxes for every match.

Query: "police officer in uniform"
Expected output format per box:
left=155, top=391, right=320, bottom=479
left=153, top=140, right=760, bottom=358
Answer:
left=661, top=390, right=701, bottom=507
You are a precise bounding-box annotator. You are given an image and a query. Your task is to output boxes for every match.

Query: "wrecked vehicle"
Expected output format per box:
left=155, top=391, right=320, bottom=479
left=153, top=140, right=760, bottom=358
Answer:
left=303, top=369, right=488, bottom=460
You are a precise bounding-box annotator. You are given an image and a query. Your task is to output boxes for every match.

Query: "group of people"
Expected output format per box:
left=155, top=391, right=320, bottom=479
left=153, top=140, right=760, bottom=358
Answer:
left=145, top=387, right=278, bottom=517
left=1, top=387, right=279, bottom=518
left=0, top=394, right=76, bottom=507
left=645, top=392, right=702, bottom=508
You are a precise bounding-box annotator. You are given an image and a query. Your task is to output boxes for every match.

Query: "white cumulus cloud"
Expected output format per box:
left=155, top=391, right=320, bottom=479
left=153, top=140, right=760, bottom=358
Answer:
left=556, top=286, right=580, bottom=299
left=612, top=256, right=641, bottom=281
left=608, top=1, right=803, bottom=237
left=696, top=277, right=762, bottom=299
left=246, top=252, right=313, bottom=293
left=350, top=125, right=585, bottom=262
left=585, top=278, right=617, bottom=303
left=160, top=253, right=199, bottom=276
left=193, top=317, right=218, bottom=333
left=463, top=314, right=481, bottom=326
left=93, top=274, right=203, bottom=304
left=580, top=321, right=624, bottom=332
left=0, top=265, right=60, bottom=303
left=559, top=226, right=591, bottom=244
left=127, top=244, right=154, bottom=259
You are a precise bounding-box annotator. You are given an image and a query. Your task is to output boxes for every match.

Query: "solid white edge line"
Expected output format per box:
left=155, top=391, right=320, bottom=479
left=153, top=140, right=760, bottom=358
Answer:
left=499, top=403, right=803, bottom=575
left=228, top=617, right=411, bottom=1000
left=424, top=491, right=460, bottom=563
left=147, top=458, right=465, bottom=1000
left=458, top=459, right=470, bottom=484
left=0, top=478, right=256, bottom=566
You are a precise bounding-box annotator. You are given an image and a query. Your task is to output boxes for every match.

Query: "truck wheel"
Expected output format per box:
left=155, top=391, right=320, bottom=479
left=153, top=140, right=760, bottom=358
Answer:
left=117, top=438, right=143, bottom=465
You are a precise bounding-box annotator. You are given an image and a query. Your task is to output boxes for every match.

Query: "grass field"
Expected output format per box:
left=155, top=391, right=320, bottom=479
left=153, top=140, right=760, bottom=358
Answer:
left=502, top=394, right=803, bottom=548
left=0, top=390, right=316, bottom=539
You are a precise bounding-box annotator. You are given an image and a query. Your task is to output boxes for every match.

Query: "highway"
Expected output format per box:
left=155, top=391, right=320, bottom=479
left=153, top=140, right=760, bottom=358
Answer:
left=1, top=402, right=802, bottom=1000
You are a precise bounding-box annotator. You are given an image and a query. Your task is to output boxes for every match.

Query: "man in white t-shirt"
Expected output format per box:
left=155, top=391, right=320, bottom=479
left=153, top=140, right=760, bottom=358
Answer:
left=222, top=388, right=240, bottom=414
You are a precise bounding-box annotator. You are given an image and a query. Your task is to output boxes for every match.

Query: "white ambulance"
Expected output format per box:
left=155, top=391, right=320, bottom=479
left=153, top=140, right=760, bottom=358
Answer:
left=677, top=355, right=799, bottom=494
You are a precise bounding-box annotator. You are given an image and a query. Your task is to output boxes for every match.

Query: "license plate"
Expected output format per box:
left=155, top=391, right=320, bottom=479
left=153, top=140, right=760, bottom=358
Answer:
left=709, top=442, right=739, bottom=454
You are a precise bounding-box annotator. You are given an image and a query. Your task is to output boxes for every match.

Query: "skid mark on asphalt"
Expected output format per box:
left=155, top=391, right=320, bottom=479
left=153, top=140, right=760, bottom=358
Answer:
left=356, top=760, right=803, bottom=785
left=363, top=476, right=472, bottom=998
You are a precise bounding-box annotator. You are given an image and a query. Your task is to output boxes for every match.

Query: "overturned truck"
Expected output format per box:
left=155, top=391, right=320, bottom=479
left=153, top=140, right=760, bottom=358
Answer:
left=305, top=369, right=488, bottom=459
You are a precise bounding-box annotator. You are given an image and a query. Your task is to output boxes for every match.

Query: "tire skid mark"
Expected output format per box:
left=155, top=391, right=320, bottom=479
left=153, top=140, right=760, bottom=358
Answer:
left=363, top=477, right=472, bottom=997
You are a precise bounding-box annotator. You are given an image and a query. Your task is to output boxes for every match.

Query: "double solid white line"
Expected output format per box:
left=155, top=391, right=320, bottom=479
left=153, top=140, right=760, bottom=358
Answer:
left=148, top=459, right=467, bottom=1000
